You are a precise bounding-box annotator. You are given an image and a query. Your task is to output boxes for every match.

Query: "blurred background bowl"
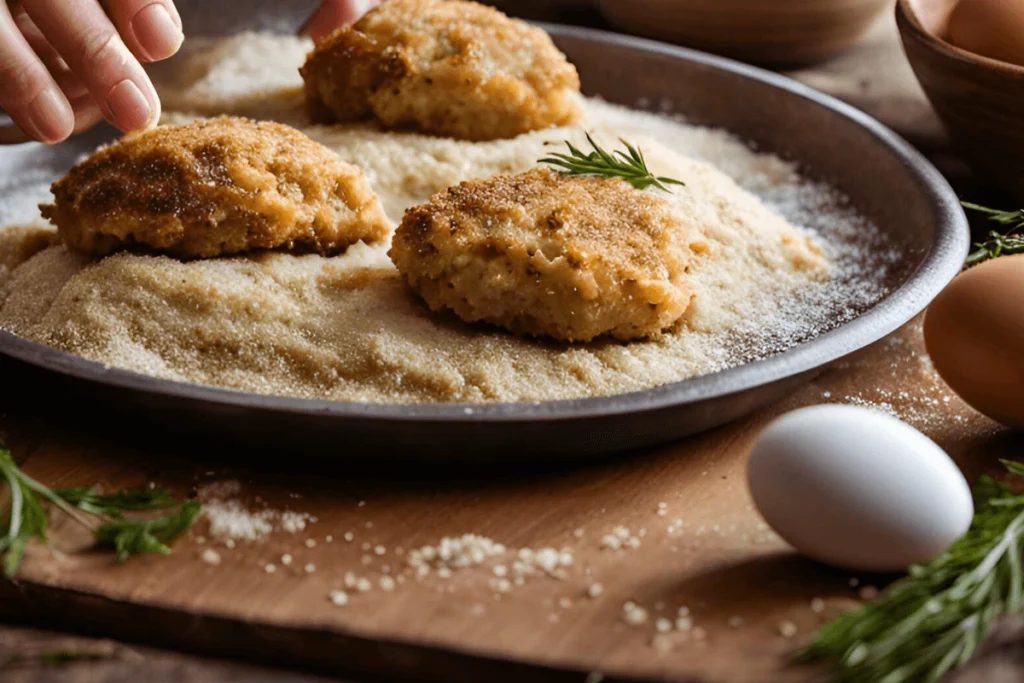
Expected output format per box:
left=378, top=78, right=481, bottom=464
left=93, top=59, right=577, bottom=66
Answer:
left=897, top=0, right=1024, bottom=197
left=595, top=0, right=893, bottom=66
left=486, top=0, right=594, bottom=19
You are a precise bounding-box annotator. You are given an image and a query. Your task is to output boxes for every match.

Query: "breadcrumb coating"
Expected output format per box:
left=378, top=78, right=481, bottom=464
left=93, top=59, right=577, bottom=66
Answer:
left=390, top=168, right=710, bottom=342
left=300, top=0, right=582, bottom=141
left=40, top=116, right=390, bottom=259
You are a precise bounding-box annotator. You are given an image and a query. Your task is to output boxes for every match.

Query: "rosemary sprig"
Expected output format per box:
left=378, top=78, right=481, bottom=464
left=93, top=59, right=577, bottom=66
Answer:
left=0, top=443, right=199, bottom=577
left=56, top=486, right=177, bottom=519
left=95, top=501, right=200, bottom=562
left=540, top=134, right=685, bottom=192
left=0, top=448, right=87, bottom=577
left=798, top=461, right=1024, bottom=682
left=961, top=202, right=1024, bottom=266
left=965, top=231, right=1024, bottom=267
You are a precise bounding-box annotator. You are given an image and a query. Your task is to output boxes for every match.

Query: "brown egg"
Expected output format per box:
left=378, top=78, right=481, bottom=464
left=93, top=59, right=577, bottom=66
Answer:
left=924, top=254, right=1024, bottom=427
left=947, top=0, right=1024, bottom=67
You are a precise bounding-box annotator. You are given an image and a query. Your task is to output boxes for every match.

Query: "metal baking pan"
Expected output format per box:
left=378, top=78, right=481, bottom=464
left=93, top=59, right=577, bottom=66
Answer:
left=0, top=2, right=968, bottom=461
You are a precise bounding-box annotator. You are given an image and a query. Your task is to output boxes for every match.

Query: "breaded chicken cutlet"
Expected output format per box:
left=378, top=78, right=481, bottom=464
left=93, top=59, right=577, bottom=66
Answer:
left=41, top=116, right=390, bottom=259
left=300, top=0, right=582, bottom=141
left=390, top=168, right=710, bottom=342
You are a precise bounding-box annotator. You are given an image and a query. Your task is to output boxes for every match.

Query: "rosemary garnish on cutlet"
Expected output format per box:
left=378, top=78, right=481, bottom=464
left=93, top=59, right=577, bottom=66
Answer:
left=540, top=134, right=685, bottom=192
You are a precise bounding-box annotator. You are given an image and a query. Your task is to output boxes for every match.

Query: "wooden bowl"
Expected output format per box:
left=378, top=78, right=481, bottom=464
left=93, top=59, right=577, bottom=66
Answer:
left=897, top=0, right=1024, bottom=196
left=485, top=0, right=593, bottom=18
left=595, top=0, right=893, bottom=66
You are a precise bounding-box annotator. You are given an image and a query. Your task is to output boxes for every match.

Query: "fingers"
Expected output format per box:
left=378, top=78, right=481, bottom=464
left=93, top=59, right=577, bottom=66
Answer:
left=13, top=6, right=89, bottom=102
left=70, top=96, right=105, bottom=134
left=14, top=6, right=103, bottom=136
left=0, top=3, right=74, bottom=143
left=22, top=0, right=162, bottom=133
left=0, top=1, right=176, bottom=142
left=103, top=0, right=183, bottom=63
left=302, top=0, right=379, bottom=43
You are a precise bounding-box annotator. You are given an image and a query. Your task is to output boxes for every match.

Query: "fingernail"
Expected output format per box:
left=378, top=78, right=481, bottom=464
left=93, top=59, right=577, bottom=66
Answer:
left=25, top=88, right=73, bottom=143
left=165, top=2, right=182, bottom=29
left=106, top=79, right=155, bottom=131
left=132, top=4, right=184, bottom=61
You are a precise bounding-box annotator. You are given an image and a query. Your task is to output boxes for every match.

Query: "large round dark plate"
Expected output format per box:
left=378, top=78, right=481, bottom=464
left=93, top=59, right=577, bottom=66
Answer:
left=0, top=3, right=967, bottom=461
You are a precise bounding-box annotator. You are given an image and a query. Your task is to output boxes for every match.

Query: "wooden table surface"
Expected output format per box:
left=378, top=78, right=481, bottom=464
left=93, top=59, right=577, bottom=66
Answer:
left=1, top=5, right=1019, bottom=683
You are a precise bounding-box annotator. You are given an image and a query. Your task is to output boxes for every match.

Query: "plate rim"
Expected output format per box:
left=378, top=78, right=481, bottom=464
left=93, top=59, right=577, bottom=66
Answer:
left=0, top=24, right=969, bottom=425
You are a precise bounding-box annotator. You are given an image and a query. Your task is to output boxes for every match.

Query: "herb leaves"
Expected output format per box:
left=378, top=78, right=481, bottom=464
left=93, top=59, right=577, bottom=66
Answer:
left=0, top=443, right=199, bottom=577
left=0, top=447, right=74, bottom=578
left=799, top=461, right=1024, bottom=683
left=540, top=134, right=685, bottom=192
left=95, top=501, right=201, bottom=562
left=962, top=202, right=1024, bottom=266
left=57, top=486, right=177, bottom=518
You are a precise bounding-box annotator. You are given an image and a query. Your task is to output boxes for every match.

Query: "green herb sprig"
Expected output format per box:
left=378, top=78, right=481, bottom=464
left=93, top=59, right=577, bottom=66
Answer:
left=798, top=461, right=1024, bottom=682
left=962, top=202, right=1024, bottom=266
left=540, top=134, right=685, bottom=192
left=0, top=448, right=87, bottom=577
left=0, top=443, right=199, bottom=577
left=95, top=501, right=200, bottom=562
left=56, top=486, right=177, bottom=519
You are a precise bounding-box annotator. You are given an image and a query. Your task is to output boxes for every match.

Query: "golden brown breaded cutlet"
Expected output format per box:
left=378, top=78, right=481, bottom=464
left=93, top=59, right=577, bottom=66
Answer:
left=300, top=0, right=582, bottom=141
left=40, top=116, right=390, bottom=259
left=390, top=168, right=710, bottom=342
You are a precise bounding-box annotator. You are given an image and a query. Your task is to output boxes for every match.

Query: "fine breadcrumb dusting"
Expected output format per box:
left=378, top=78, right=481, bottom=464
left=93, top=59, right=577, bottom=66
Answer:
left=622, top=601, right=648, bottom=625
left=195, top=481, right=316, bottom=541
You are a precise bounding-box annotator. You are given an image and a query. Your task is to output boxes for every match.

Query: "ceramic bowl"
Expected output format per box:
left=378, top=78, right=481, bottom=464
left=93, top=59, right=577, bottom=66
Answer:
left=897, top=0, right=1024, bottom=197
left=596, top=0, right=893, bottom=66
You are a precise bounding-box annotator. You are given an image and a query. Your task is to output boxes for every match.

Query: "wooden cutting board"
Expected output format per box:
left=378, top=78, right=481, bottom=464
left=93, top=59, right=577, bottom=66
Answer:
left=0, top=315, right=1015, bottom=683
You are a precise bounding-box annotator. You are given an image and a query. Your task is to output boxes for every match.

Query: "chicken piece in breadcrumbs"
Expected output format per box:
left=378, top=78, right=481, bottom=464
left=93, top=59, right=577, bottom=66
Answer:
left=300, top=0, right=582, bottom=141
left=390, top=168, right=710, bottom=342
left=40, top=116, right=390, bottom=259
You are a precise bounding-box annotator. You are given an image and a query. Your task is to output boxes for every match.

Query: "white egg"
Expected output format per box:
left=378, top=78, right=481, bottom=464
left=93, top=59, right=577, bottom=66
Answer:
left=746, top=405, right=973, bottom=572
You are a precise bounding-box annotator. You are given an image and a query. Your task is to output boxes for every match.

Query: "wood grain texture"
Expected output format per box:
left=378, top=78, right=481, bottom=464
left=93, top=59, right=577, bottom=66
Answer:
left=0, top=316, right=1018, bottom=683
left=0, top=625, right=337, bottom=683
left=1, top=7, right=1020, bottom=683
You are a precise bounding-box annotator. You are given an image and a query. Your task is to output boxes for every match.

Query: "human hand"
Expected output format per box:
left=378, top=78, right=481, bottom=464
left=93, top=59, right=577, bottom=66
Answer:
left=302, top=0, right=381, bottom=43
left=0, top=0, right=183, bottom=144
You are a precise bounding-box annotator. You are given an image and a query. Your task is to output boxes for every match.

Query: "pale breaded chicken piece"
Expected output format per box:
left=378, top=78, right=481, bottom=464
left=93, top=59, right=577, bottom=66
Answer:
left=390, top=168, right=710, bottom=342
left=300, top=0, right=582, bottom=141
left=40, top=116, right=390, bottom=259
